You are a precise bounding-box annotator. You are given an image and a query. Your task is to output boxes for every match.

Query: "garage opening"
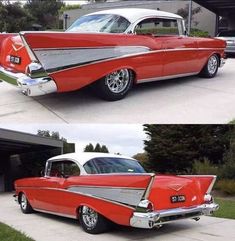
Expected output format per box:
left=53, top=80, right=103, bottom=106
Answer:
left=193, top=0, right=235, bottom=34
left=0, top=128, right=64, bottom=192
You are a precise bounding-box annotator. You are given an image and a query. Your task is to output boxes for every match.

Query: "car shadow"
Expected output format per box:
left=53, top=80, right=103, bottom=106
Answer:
left=33, top=75, right=206, bottom=107
left=34, top=211, right=198, bottom=238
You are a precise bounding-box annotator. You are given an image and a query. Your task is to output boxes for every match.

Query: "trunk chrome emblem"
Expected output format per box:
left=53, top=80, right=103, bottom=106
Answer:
left=168, top=184, right=185, bottom=192
left=12, top=43, right=24, bottom=52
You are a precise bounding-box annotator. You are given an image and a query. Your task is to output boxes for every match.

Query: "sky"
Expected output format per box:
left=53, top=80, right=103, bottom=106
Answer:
left=0, top=124, right=147, bottom=156
left=9, top=1, right=90, bottom=5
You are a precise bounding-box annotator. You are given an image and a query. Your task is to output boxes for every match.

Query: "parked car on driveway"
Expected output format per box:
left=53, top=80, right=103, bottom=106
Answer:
left=14, top=152, right=219, bottom=234
left=217, top=30, right=235, bottom=54
left=0, top=8, right=226, bottom=101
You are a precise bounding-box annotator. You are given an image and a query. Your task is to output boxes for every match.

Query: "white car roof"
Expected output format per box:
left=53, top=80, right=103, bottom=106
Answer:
left=86, top=8, right=183, bottom=24
left=48, top=152, right=136, bottom=166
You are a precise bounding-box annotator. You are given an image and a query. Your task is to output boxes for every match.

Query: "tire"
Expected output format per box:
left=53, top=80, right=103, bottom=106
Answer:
left=95, top=69, right=134, bottom=101
left=199, top=54, right=219, bottom=78
left=79, top=206, right=110, bottom=234
left=20, top=193, right=33, bottom=214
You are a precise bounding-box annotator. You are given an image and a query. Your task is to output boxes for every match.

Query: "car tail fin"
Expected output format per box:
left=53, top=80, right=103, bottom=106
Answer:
left=181, top=175, right=217, bottom=194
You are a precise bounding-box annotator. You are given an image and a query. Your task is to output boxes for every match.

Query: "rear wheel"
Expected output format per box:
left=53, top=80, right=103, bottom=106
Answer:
left=20, top=193, right=33, bottom=214
left=95, top=69, right=134, bottom=101
left=199, top=54, right=219, bottom=78
left=79, top=206, right=110, bottom=234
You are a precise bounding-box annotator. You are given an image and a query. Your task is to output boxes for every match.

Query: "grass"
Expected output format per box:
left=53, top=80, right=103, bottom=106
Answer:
left=229, top=119, right=235, bottom=124
left=0, top=222, right=34, bottom=241
left=213, top=198, right=235, bottom=219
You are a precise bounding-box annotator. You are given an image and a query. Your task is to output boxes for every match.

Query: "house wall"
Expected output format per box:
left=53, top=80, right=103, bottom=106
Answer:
left=63, top=0, right=216, bottom=36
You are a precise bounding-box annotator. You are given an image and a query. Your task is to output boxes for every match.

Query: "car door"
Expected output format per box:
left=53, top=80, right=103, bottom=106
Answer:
left=133, top=18, right=165, bottom=81
left=32, top=160, right=65, bottom=213
left=153, top=17, right=199, bottom=76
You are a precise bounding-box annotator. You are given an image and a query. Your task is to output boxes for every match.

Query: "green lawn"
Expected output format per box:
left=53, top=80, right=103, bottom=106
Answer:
left=0, top=222, right=34, bottom=241
left=213, top=198, right=235, bottom=219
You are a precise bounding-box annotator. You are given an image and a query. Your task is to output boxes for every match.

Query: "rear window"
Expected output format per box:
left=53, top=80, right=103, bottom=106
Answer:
left=84, top=157, right=146, bottom=174
left=218, top=30, right=235, bottom=37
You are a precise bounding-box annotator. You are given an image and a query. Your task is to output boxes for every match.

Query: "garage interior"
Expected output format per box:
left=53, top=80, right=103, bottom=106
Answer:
left=194, top=0, right=235, bottom=33
left=0, top=128, right=64, bottom=192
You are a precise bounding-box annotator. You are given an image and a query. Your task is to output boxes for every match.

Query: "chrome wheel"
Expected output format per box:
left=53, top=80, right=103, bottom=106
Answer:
left=105, top=69, right=130, bottom=94
left=81, top=206, right=98, bottom=229
left=21, top=194, right=27, bottom=210
left=207, top=55, right=218, bottom=75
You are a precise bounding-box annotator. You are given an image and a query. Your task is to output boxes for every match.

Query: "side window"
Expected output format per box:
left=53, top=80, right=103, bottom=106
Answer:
left=134, top=18, right=179, bottom=36
left=48, top=160, right=80, bottom=177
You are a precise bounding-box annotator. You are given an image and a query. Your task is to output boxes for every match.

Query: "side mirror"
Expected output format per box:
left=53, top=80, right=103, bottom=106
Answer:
left=40, top=170, right=45, bottom=177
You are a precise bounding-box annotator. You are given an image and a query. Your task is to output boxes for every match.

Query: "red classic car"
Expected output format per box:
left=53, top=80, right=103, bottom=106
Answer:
left=0, top=8, right=227, bottom=101
left=14, top=152, right=219, bottom=234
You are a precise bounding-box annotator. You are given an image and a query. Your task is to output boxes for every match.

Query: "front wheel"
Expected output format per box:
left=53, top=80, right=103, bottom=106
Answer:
left=79, top=206, right=110, bottom=234
left=20, top=193, right=33, bottom=214
left=94, top=69, right=134, bottom=101
left=199, top=54, right=219, bottom=78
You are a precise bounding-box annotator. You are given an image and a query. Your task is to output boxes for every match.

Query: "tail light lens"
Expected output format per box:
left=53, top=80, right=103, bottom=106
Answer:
left=204, top=194, right=213, bottom=203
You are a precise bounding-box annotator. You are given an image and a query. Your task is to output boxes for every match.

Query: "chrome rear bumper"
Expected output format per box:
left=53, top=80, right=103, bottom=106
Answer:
left=0, top=66, right=57, bottom=96
left=130, top=203, right=219, bottom=229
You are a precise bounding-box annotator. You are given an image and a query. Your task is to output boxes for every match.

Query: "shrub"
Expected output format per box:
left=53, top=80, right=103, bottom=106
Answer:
left=190, top=28, right=210, bottom=37
left=215, top=179, right=235, bottom=195
left=192, top=158, right=218, bottom=175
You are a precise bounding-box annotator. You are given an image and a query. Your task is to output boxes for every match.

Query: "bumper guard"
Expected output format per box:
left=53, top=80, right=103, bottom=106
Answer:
left=0, top=66, right=57, bottom=96
left=130, top=203, right=219, bottom=229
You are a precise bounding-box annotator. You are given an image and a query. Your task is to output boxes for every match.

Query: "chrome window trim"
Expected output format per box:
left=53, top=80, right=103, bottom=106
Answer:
left=126, top=15, right=183, bottom=34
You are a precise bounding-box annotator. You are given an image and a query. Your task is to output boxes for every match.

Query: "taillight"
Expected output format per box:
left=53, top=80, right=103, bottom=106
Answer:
left=137, top=200, right=154, bottom=212
left=204, top=194, right=213, bottom=203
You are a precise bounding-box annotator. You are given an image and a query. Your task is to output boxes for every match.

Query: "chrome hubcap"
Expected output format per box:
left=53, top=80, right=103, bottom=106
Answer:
left=82, top=206, right=98, bottom=228
left=208, top=56, right=218, bottom=75
left=105, top=69, right=130, bottom=93
left=21, top=194, right=27, bottom=210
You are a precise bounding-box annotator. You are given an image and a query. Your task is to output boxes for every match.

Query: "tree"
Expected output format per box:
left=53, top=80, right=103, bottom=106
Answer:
left=37, top=129, right=75, bottom=154
left=100, top=145, right=109, bottom=153
left=0, top=2, right=34, bottom=32
left=143, top=125, right=232, bottom=174
left=84, top=143, right=109, bottom=153
left=84, top=143, right=95, bottom=152
left=25, top=0, right=64, bottom=29
left=177, top=4, right=201, bottom=28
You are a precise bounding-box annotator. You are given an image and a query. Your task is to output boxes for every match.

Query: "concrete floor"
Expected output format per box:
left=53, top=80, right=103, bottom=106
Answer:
left=0, top=193, right=235, bottom=241
left=0, top=58, right=235, bottom=124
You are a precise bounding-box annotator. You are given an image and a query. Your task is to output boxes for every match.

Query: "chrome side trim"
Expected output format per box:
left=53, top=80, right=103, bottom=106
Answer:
left=143, top=174, right=155, bottom=200
left=138, top=72, right=199, bottom=83
left=33, top=46, right=150, bottom=73
left=15, top=186, right=135, bottom=210
left=36, top=47, right=224, bottom=75
left=33, top=208, right=77, bottom=219
left=19, top=33, right=38, bottom=62
left=130, top=203, right=219, bottom=229
left=67, top=186, right=145, bottom=206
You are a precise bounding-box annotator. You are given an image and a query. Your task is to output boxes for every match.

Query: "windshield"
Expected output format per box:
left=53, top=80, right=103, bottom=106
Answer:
left=84, top=157, right=146, bottom=174
left=218, top=30, right=235, bottom=37
left=67, top=14, right=131, bottom=33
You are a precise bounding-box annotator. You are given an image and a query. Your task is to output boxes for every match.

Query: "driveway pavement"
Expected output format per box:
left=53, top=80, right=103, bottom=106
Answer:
left=0, top=58, right=235, bottom=124
left=0, top=193, right=235, bottom=241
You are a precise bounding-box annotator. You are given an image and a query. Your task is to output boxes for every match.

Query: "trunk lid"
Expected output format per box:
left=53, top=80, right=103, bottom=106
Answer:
left=148, top=175, right=215, bottom=211
left=0, top=34, right=31, bottom=74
